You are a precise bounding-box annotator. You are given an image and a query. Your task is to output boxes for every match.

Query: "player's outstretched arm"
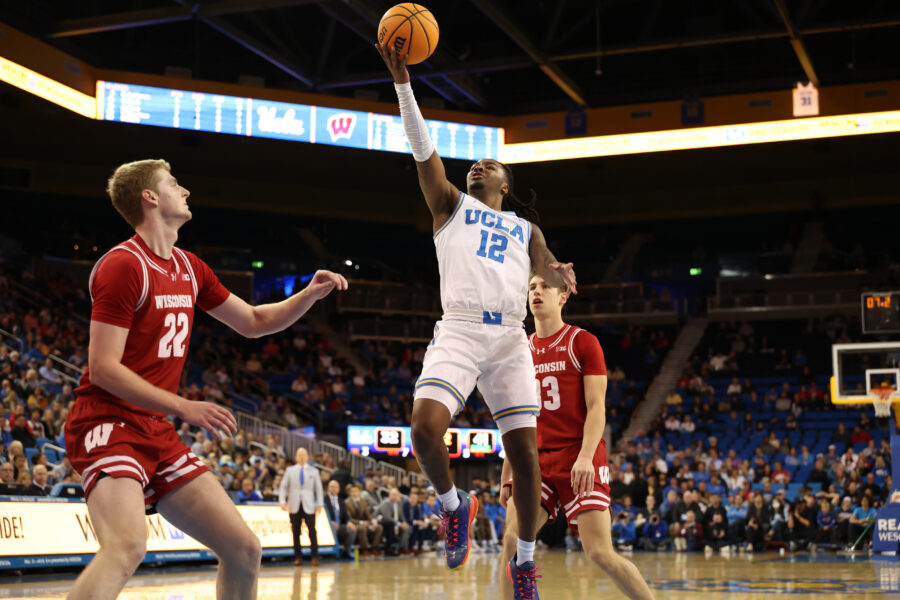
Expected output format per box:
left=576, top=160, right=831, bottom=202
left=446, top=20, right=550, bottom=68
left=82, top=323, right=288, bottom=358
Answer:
left=88, top=320, right=236, bottom=437
left=529, top=224, right=577, bottom=294
left=376, top=43, right=460, bottom=230
left=208, top=269, right=347, bottom=338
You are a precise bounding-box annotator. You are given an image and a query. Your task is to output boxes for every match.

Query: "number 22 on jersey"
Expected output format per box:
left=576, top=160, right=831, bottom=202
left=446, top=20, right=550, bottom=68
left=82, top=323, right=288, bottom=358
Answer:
left=158, top=312, right=189, bottom=358
left=537, top=375, right=560, bottom=410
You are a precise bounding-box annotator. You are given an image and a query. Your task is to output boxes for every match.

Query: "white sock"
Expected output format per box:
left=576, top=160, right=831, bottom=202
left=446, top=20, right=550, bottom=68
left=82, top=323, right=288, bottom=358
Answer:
left=516, top=539, right=535, bottom=565
left=439, top=485, right=460, bottom=512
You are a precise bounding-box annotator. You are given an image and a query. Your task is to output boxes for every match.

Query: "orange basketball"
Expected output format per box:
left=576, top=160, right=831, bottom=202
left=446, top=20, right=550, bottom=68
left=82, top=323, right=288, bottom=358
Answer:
left=377, top=3, right=439, bottom=65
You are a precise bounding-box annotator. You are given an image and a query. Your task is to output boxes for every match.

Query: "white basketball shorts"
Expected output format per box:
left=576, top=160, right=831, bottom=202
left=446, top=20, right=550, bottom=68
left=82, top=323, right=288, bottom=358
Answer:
left=413, top=319, right=539, bottom=435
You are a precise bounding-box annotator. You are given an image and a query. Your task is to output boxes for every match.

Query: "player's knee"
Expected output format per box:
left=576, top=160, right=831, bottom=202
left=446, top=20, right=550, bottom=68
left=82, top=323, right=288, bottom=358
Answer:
left=108, top=533, right=147, bottom=573
left=239, top=533, right=263, bottom=571
left=588, top=549, right=618, bottom=573
left=410, top=413, right=442, bottom=450
left=223, top=531, right=262, bottom=576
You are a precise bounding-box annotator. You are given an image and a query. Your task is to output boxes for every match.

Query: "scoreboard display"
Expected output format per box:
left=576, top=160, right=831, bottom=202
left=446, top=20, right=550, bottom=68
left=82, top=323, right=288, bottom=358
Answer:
left=95, top=81, right=502, bottom=161
left=862, top=291, right=900, bottom=334
left=347, top=425, right=504, bottom=460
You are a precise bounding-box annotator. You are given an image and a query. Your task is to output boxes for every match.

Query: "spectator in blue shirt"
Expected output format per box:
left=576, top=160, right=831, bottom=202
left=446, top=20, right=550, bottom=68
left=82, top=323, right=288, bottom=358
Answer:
left=612, top=512, right=637, bottom=550
left=484, top=494, right=506, bottom=542
left=849, top=496, right=877, bottom=546
left=706, top=474, right=727, bottom=498
left=236, top=477, right=262, bottom=503
left=726, top=493, right=748, bottom=543
left=661, top=489, right=679, bottom=521
left=621, top=495, right=640, bottom=519
left=816, top=501, right=836, bottom=545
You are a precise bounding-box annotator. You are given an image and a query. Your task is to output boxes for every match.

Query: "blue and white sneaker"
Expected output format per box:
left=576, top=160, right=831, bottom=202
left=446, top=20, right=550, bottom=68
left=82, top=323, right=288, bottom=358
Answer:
left=507, top=553, right=541, bottom=600
left=440, top=490, right=478, bottom=569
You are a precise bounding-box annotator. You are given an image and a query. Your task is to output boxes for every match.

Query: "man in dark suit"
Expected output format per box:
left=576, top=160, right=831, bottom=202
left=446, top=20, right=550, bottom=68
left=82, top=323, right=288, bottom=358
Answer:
left=403, top=490, right=428, bottom=554
left=24, top=464, right=50, bottom=496
left=324, top=480, right=356, bottom=559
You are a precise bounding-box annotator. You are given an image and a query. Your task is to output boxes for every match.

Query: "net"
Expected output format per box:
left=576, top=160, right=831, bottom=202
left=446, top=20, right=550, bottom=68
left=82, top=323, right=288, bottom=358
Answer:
left=871, top=386, right=897, bottom=418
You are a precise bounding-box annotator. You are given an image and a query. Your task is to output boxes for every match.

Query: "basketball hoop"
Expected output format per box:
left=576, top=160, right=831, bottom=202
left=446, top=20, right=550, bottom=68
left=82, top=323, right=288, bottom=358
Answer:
left=870, top=386, right=897, bottom=418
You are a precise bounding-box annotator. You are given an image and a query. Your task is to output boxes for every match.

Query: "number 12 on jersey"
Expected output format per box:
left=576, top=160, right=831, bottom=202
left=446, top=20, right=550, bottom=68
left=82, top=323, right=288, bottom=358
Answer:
left=476, top=229, right=508, bottom=264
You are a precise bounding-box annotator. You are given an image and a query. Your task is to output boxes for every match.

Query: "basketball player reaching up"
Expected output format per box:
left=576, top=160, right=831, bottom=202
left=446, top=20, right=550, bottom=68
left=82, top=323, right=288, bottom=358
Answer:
left=499, top=274, right=655, bottom=599
left=377, top=45, right=576, bottom=600
left=65, top=159, right=347, bottom=600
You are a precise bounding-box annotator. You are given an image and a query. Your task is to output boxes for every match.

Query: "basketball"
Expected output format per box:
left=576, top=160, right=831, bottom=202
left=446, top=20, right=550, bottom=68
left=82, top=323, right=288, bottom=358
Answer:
left=377, top=3, right=439, bottom=65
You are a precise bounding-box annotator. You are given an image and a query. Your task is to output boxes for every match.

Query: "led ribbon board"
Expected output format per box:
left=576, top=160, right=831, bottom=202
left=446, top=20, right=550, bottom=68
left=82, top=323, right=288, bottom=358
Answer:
left=347, top=424, right=503, bottom=459
left=96, top=80, right=502, bottom=160
left=499, top=110, right=900, bottom=163
left=0, top=56, right=95, bottom=118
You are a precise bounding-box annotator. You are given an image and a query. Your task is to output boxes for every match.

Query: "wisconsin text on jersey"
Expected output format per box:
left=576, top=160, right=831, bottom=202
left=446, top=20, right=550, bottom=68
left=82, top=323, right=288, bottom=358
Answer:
left=535, top=361, right=567, bottom=374
left=154, top=294, right=194, bottom=309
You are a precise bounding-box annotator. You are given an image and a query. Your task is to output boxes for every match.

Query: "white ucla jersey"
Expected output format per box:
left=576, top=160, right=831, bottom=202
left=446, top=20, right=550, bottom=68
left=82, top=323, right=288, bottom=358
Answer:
left=433, top=192, right=533, bottom=324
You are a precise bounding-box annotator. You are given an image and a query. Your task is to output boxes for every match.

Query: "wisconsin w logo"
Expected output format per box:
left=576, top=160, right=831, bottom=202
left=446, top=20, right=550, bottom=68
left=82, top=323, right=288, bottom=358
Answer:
left=598, top=466, right=611, bottom=485
left=327, top=113, right=356, bottom=141
left=84, top=423, right=114, bottom=453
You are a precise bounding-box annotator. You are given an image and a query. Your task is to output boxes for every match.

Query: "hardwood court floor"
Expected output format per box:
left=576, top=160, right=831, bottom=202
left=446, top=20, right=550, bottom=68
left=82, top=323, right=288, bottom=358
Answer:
left=1, top=549, right=895, bottom=599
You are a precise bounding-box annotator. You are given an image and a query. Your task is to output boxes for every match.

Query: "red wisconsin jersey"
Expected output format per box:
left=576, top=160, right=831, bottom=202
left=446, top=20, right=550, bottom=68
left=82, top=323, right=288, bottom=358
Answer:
left=75, top=234, right=230, bottom=417
left=529, top=323, right=607, bottom=450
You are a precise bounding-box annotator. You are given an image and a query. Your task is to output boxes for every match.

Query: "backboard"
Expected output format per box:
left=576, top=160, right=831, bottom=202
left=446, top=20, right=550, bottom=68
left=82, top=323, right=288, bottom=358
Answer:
left=831, top=341, right=900, bottom=405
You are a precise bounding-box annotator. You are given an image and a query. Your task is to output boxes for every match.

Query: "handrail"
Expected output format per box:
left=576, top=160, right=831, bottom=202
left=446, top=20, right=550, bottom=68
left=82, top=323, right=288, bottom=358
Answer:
left=9, top=280, right=51, bottom=310
left=234, top=411, right=414, bottom=484
left=48, top=354, right=83, bottom=375
left=0, top=327, right=24, bottom=353
left=41, top=442, right=66, bottom=469
left=248, top=439, right=284, bottom=457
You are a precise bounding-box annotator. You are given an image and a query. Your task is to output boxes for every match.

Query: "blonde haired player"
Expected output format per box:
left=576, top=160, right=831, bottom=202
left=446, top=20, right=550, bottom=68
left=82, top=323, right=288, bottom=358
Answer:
left=377, top=44, right=576, bottom=600
left=65, top=159, right=347, bottom=600
left=500, top=274, right=655, bottom=600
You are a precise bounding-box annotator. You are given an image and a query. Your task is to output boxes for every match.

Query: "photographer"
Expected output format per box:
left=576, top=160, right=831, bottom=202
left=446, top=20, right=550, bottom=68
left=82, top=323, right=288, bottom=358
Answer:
left=611, top=511, right=637, bottom=551
left=641, top=512, right=670, bottom=551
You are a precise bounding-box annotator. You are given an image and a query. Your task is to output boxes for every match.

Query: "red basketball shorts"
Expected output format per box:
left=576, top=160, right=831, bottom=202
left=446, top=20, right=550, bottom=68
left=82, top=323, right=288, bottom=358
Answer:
left=65, top=397, right=208, bottom=514
left=538, top=440, right=611, bottom=528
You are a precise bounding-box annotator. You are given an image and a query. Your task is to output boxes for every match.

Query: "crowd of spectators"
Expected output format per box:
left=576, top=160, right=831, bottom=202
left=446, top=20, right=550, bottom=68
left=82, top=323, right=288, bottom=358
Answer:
left=600, top=428, right=885, bottom=554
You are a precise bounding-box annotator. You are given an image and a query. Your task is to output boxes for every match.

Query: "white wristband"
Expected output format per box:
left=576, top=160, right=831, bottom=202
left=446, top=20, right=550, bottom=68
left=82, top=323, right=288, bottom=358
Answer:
left=394, top=82, right=435, bottom=162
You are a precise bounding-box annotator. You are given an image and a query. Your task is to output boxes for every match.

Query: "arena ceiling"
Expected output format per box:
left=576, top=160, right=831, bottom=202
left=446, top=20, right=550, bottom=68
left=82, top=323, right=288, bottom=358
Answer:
left=3, top=0, right=900, bottom=114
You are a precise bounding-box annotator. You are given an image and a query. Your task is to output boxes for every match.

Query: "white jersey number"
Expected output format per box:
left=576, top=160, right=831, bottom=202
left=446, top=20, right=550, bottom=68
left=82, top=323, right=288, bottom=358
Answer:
left=537, top=376, right=561, bottom=411
left=158, top=312, right=189, bottom=358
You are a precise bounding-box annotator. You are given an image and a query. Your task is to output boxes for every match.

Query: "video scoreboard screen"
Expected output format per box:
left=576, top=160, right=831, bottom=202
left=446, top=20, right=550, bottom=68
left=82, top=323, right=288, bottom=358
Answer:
left=347, top=425, right=504, bottom=460
left=95, top=81, right=502, bottom=161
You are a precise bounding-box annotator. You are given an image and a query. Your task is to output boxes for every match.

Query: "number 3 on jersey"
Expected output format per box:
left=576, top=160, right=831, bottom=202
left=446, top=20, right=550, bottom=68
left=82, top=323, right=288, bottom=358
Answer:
left=158, top=312, right=189, bottom=358
left=537, top=375, right=561, bottom=411
left=476, top=229, right=508, bottom=263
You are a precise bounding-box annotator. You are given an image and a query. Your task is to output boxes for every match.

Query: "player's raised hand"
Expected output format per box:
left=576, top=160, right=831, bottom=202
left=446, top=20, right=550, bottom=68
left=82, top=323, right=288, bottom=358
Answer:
left=178, top=399, right=237, bottom=439
left=570, top=455, right=595, bottom=498
left=304, top=270, right=349, bottom=301
left=550, top=262, right=577, bottom=295
left=375, top=42, right=410, bottom=84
